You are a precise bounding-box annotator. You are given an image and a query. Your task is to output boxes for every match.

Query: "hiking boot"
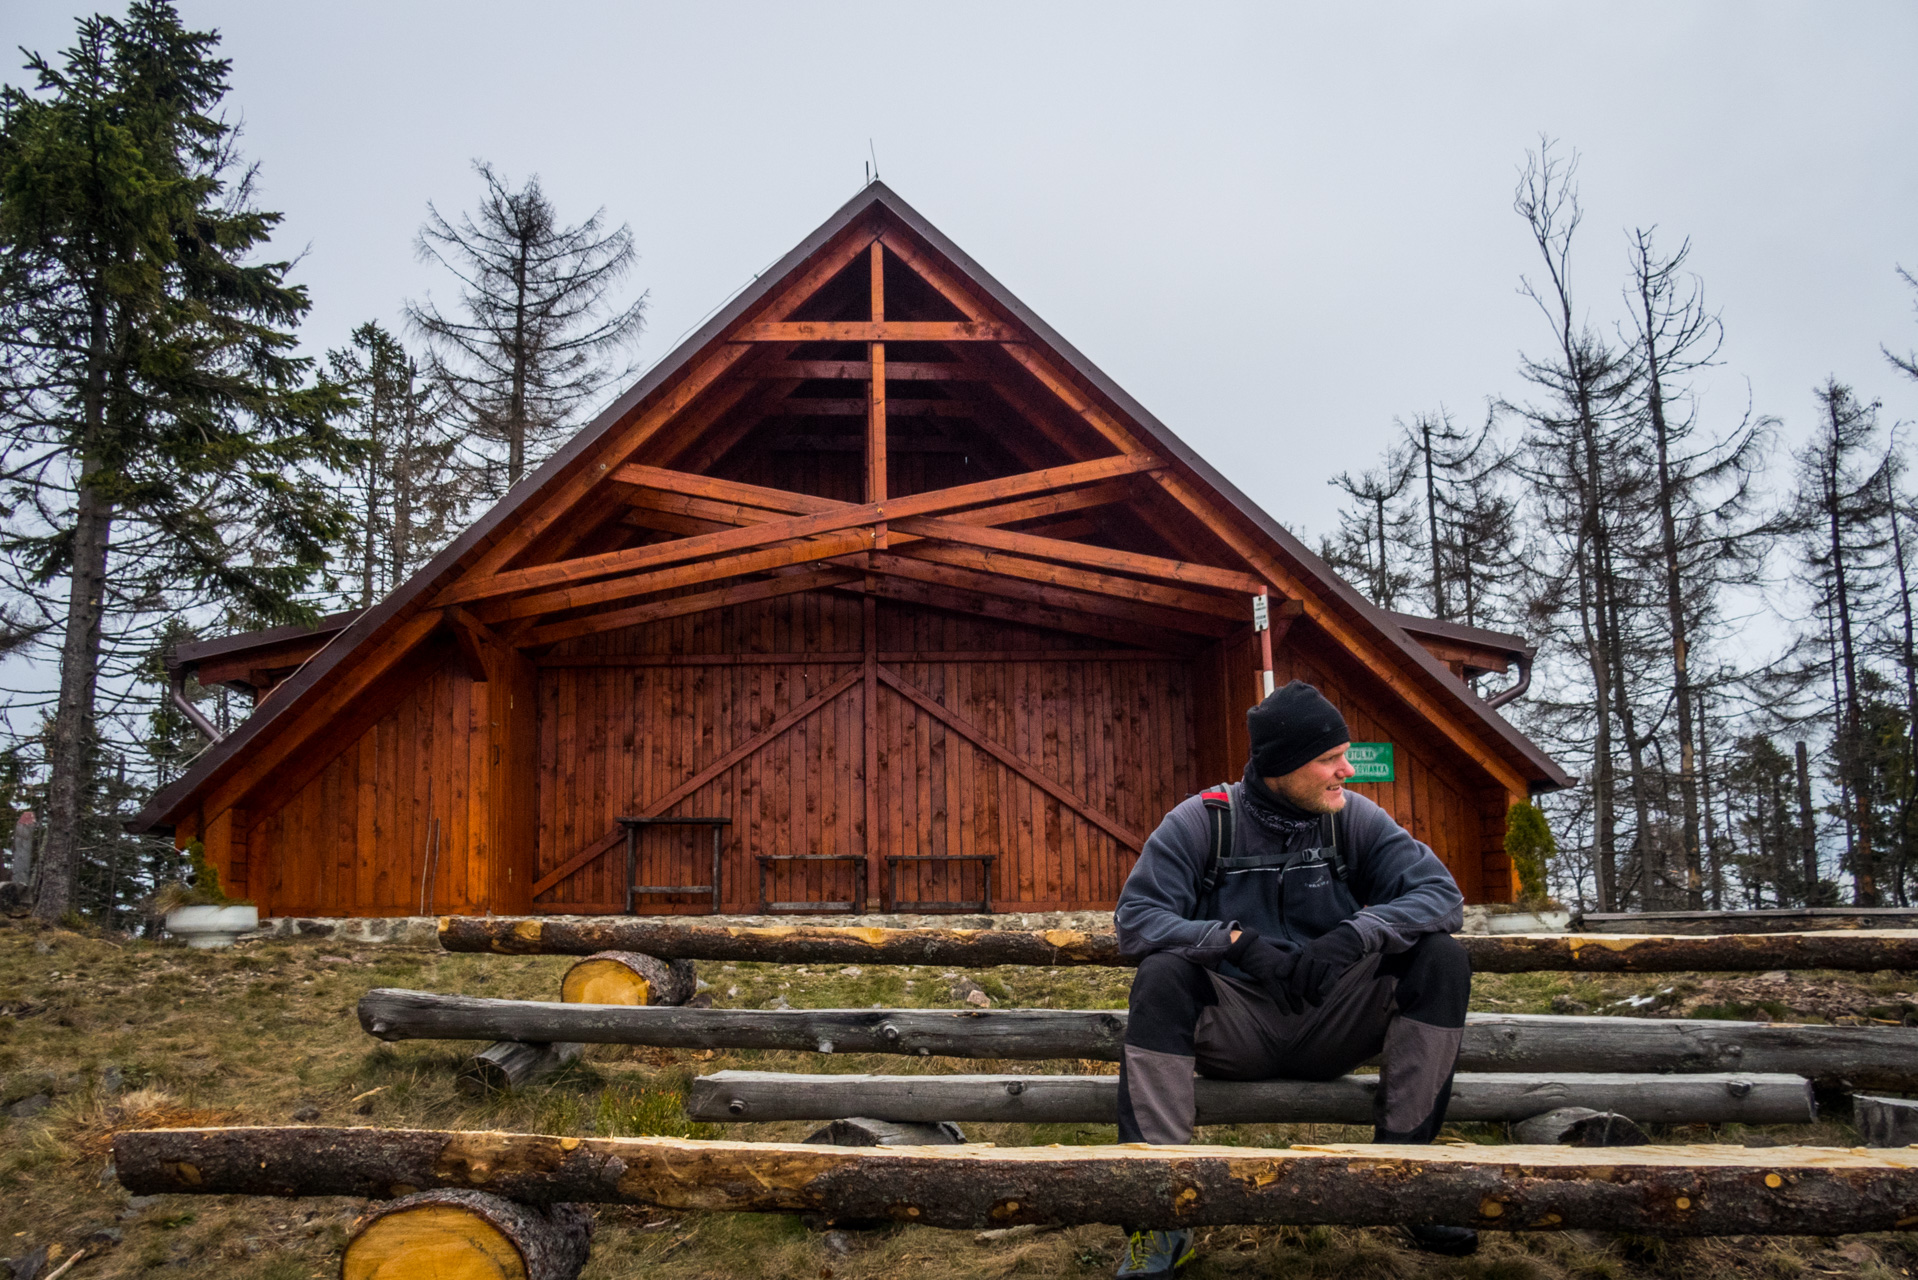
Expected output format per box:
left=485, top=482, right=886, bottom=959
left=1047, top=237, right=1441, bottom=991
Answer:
left=1401, top=1223, right=1479, bottom=1256
left=1115, top=1227, right=1195, bottom=1276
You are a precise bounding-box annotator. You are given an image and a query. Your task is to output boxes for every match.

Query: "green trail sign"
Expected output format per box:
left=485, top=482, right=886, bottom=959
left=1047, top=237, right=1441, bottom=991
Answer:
left=1347, top=742, right=1395, bottom=782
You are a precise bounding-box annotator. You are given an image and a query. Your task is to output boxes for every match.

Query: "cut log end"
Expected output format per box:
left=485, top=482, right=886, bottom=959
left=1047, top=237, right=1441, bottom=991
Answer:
left=805, top=1117, right=968, bottom=1147
left=1511, top=1107, right=1650, bottom=1147
left=344, top=1190, right=592, bottom=1280
left=457, top=1041, right=583, bottom=1096
left=560, top=951, right=694, bottom=1007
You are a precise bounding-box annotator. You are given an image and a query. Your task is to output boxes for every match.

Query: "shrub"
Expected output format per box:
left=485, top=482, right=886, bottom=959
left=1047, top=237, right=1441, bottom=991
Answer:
left=1504, top=802, right=1557, bottom=906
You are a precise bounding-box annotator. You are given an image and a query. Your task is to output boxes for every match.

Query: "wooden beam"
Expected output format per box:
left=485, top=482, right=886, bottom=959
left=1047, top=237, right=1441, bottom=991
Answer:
left=863, top=596, right=881, bottom=910
left=117, top=1126, right=1918, bottom=1236
left=523, top=567, right=861, bottom=648
left=736, top=321, right=1019, bottom=342
left=758, top=360, right=965, bottom=381
left=358, top=991, right=1918, bottom=1093
left=478, top=530, right=875, bottom=624
left=623, top=471, right=1131, bottom=536
left=690, top=1069, right=1814, bottom=1127
left=770, top=398, right=985, bottom=418
left=529, top=666, right=863, bottom=899
left=436, top=454, right=1162, bottom=609
left=893, top=514, right=1267, bottom=595
left=877, top=665, right=1145, bottom=853
left=536, top=650, right=1170, bottom=668
left=858, top=552, right=1238, bottom=638
left=885, top=542, right=1247, bottom=621
left=852, top=574, right=1195, bottom=654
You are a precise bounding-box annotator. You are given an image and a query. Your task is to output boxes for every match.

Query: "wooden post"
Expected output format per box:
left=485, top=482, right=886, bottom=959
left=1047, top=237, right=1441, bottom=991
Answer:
left=344, top=1189, right=592, bottom=1280
left=868, top=242, right=887, bottom=546
left=1252, top=594, right=1275, bottom=699
left=863, top=596, right=881, bottom=912
left=447, top=610, right=538, bottom=913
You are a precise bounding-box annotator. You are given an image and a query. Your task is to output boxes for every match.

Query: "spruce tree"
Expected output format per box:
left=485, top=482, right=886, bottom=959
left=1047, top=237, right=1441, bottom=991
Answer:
left=0, top=2, right=352, bottom=921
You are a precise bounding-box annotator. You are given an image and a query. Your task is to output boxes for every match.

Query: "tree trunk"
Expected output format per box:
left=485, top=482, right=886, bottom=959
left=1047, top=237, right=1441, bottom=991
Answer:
left=560, top=951, right=695, bottom=1007
left=117, top=1125, right=1918, bottom=1236
left=1854, top=1096, right=1918, bottom=1148
left=440, top=916, right=1918, bottom=973
left=345, top=1189, right=592, bottom=1280
left=36, top=310, right=116, bottom=923
left=360, top=989, right=1918, bottom=1092
left=1825, top=424, right=1878, bottom=904
left=456, top=1040, right=582, bottom=1095
left=1797, top=740, right=1820, bottom=900
left=1511, top=1107, right=1648, bottom=1146
left=687, top=1069, right=1813, bottom=1127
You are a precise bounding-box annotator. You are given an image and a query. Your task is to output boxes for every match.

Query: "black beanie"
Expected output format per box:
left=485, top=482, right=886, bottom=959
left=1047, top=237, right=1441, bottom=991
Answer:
left=1247, top=680, right=1350, bottom=779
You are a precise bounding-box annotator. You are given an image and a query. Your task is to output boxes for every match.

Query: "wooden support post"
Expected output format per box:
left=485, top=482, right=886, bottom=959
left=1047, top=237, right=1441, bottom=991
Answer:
left=446, top=609, right=538, bottom=913
left=116, top=1126, right=1918, bottom=1236
left=863, top=596, right=882, bottom=912
left=439, top=917, right=1918, bottom=974
left=868, top=241, right=888, bottom=550
left=456, top=1040, right=583, bottom=1096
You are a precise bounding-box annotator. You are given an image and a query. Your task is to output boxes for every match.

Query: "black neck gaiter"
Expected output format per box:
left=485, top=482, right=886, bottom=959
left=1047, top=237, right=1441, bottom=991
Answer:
left=1240, top=760, right=1325, bottom=843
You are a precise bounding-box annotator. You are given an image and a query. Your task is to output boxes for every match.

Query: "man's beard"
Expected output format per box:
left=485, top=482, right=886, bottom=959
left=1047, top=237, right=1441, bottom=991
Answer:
left=1273, top=776, right=1345, bottom=815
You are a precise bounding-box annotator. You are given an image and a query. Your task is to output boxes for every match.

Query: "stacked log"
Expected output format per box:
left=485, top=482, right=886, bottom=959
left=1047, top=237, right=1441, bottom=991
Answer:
left=115, top=1126, right=1918, bottom=1236
left=438, top=916, right=1918, bottom=973
left=685, top=1070, right=1815, bottom=1127
left=360, top=990, right=1918, bottom=1093
left=344, top=1189, right=591, bottom=1280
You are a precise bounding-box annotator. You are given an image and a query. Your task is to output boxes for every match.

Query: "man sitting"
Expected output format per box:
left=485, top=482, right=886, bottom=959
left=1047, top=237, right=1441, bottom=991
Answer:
left=1110, top=680, right=1476, bottom=1275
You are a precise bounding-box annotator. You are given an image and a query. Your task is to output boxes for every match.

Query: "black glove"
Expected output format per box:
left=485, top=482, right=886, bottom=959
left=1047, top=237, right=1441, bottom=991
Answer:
left=1288, top=923, right=1367, bottom=1007
left=1223, top=929, right=1303, bottom=1012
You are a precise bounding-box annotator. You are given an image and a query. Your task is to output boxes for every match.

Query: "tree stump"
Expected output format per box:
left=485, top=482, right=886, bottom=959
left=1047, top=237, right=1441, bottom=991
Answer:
left=1854, top=1095, right=1918, bottom=1147
left=456, top=1041, right=583, bottom=1096
left=559, top=951, right=695, bottom=1007
left=1512, top=1107, right=1649, bottom=1146
left=804, top=1117, right=968, bottom=1147
left=344, top=1189, right=591, bottom=1280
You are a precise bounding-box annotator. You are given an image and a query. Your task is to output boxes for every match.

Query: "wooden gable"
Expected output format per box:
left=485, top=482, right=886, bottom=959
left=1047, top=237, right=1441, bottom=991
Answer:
left=137, top=184, right=1568, bottom=918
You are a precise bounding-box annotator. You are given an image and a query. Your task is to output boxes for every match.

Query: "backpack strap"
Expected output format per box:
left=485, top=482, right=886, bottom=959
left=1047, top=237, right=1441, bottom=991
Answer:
left=1199, top=784, right=1234, bottom=895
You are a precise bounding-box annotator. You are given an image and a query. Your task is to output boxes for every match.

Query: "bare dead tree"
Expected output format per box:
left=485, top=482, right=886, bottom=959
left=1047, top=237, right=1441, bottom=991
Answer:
left=407, top=162, right=647, bottom=496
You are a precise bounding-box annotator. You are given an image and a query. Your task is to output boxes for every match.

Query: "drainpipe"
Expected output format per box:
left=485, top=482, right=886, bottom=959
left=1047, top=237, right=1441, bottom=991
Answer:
left=1484, top=650, right=1533, bottom=711
left=170, top=666, right=226, bottom=744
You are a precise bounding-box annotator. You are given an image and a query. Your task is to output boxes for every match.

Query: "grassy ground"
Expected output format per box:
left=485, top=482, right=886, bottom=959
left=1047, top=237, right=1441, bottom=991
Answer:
left=3, top=920, right=1918, bottom=1279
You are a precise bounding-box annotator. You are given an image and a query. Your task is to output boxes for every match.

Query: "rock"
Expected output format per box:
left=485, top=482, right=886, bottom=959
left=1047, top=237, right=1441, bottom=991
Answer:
left=123, top=1196, right=161, bottom=1211
left=83, top=1227, right=121, bottom=1249
left=98, top=1064, right=122, bottom=1095
left=965, top=989, right=993, bottom=1008
left=0, top=881, right=25, bottom=916
left=822, top=1230, right=855, bottom=1256
left=1759, top=971, right=1790, bottom=983
left=291, top=1104, right=321, bottom=1122
left=685, top=993, right=713, bottom=1009
left=839, top=966, right=863, bottom=977
left=6, top=1246, right=47, bottom=1280
left=1550, top=994, right=1590, bottom=1015
left=96, top=1160, right=116, bottom=1188
left=949, top=977, right=985, bottom=1002
left=8, top=1093, right=49, bottom=1119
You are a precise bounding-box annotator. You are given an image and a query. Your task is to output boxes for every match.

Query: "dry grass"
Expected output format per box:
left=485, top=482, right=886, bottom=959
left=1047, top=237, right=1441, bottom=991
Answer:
left=2, top=919, right=1917, bottom=1278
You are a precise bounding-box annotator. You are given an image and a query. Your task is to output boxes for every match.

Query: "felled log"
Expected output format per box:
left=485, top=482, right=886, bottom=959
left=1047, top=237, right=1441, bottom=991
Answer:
left=1511, top=1107, right=1649, bottom=1146
left=440, top=915, right=1123, bottom=966
left=687, top=1070, right=1815, bottom=1126
left=439, top=916, right=1918, bottom=973
left=560, top=951, right=695, bottom=1007
left=1463, top=931, right=1918, bottom=973
left=114, top=1125, right=1918, bottom=1236
left=1853, top=1095, right=1918, bottom=1147
left=358, top=990, right=1918, bottom=1092
left=457, top=1040, right=583, bottom=1096
left=805, top=1117, right=967, bottom=1146
left=1577, top=908, right=1918, bottom=936
left=344, top=1189, right=592, bottom=1280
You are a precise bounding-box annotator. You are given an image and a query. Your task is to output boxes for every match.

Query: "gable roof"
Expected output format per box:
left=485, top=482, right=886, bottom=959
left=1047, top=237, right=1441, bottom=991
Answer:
left=132, top=182, right=1567, bottom=833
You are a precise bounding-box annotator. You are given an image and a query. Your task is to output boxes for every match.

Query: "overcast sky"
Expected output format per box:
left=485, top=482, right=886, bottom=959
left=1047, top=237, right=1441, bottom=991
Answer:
left=10, top=1, right=1918, bottom=548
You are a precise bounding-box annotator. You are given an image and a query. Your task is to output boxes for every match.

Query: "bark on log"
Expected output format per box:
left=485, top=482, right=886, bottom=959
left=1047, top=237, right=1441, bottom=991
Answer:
left=439, top=916, right=1124, bottom=966
left=359, top=990, right=1918, bottom=1092
left=1853, top=1095, right=1918, bottom=1148
left=113, top=1126, right=1918, bottom=1236
left=803, top=1118, right=967, bottom=1146
left=439, top=917, right=1918, bottom=972
left=1577, top=909, right=1918, bottom=935
left=1510, top=1108, right=1649, bottom=1146
left=457, top=1041, right=583, bottom=1096
left=560, top=951, right=695, bottom=1007
left=687, top=1070, right=1815, bottom=1126
left=344, top=1189, right=592, bottom=1280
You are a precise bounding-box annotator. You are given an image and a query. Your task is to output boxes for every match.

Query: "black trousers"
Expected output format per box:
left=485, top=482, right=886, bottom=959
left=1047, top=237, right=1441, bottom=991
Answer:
left=1116, top=931, right=1471, bottom=1144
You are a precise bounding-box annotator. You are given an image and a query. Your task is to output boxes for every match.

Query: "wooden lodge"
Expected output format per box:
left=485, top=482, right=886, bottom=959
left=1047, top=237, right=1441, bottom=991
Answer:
left=131, top=183, right=1569, bottom=918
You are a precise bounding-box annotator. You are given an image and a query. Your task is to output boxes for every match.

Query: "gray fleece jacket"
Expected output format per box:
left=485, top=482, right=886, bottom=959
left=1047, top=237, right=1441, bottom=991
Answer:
left=1114, top=784, right=1464, bottom=967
